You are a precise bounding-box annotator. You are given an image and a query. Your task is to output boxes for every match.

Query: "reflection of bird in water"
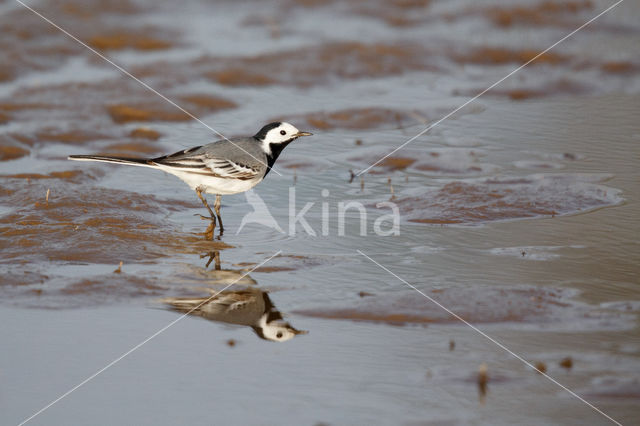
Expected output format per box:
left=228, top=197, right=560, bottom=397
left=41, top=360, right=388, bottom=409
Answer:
left=195, top=251, right=257, bottom=285
left=163, top=288, right=307, bottom=342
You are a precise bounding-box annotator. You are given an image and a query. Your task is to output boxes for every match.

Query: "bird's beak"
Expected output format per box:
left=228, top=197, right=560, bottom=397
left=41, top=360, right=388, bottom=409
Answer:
left=292, top=328, right=309, bottom=335
left=294, top=131, right=313, bottom=138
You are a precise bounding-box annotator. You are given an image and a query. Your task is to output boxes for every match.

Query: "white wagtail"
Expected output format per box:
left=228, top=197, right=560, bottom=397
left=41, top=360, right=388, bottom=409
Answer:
left=69, top=122, right=312, bottom=237
left=162, top=288, right=307, bottom=342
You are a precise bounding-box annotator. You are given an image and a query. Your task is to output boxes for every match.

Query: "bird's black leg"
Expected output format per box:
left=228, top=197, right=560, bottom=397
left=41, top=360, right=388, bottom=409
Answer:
left=214, top=194, right=224, bottom=235
left=195, top=187, right=216, bottom=240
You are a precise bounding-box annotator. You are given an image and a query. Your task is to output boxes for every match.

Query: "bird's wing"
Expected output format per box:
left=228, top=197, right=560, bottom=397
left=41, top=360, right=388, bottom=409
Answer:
left=152, top=144, right=262, bottom=180
left=204, top=157, right=261, bottom=179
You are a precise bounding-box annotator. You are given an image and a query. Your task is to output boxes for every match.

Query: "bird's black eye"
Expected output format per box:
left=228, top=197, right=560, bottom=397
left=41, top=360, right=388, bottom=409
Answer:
left=276, top=332, right=283, bottom=338
left=280, top=130, right=286, bottom=136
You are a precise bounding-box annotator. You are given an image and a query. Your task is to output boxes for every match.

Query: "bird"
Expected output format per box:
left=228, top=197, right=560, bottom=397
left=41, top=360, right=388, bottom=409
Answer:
left=68, top=122, right=312, bottom=238
left=162, top=288, right=307, bottom=342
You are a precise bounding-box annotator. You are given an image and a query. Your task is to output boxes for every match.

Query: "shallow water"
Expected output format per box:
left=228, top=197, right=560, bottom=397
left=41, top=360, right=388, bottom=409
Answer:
left=1, top=0, right=639, bottom=424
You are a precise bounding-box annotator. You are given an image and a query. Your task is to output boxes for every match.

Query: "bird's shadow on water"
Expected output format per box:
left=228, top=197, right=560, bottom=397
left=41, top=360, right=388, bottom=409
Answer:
left=159, top=250, right=308, bottom=342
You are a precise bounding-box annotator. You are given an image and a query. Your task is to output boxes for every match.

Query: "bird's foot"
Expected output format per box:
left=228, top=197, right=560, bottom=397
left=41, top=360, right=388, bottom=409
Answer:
left=195, top=214, right=224, bottom=240
left=195, top=214, right=216, bottom=240
left=195, top=213, right=215, bottom=223
left=199, top=251, right=221, bottom=269
left=203, top=222, right=215, bottom=241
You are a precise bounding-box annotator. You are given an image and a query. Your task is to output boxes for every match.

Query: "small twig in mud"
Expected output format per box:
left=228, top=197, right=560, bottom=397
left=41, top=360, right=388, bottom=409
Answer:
left=477, top=363, right=488, bottom=403
left=387, top=177, right=396, bottom=201
left=113, top=261, right=123, bottom=274
left=360, top=176, right=365, bottom=192
left=348, top=170, right=355, bottom=183
left=449, top=339, right=455, bottom=351
left=45, top=188, right=50, bottom=205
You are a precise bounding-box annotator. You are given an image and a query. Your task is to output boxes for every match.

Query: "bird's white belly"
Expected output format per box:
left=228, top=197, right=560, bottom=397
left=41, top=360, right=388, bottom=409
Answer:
left=163, top=169, right=263, bottom=195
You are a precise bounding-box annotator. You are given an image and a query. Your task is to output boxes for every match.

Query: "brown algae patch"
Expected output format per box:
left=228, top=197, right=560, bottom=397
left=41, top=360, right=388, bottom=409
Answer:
left=100, top=142, right=163, bottom=156
left=454, top=47, right=566, bottom=66
left=135, top=42, right=436, bottom=88
left=129, top=127, right=162, bottom=140
left=276, top=108, right=423, bottom=131
left=286, top=0, right=434, bottom=28
left=180, top=94, right=238, bottom=111
left=3, top=80, right=236, bottom=133
left=458, top=79, right=590, bottom=101
left=2, top=273, right=166, bottom=309
left=296, top=286, right=563, bottom=325
left=107, top=96, right=236, bottom=123
left=60, top=275, right=164, bottom=297
left=485, top=1, right=594, bottom=28
left=88, top=31, right=173, bottom=51
left=395, top=175, right=622, bottom=224
left=0, top=0, right=169, bottom=84
left=107, top=104, right=192, bottom=124
left=379, top=157, right=417, bottom=170
left=351, top=0, right=434, bottom=27
left=296, top=286, right=629, bottom=331
left=207, top=69, right=277, bottom=87
left=278, top=159, right=316, bottom=170
left=1, top=170, right=86, bottom=181
left=0, top=145, right=30, bottom=161
left=601, top=61, right=639, bottom=75
left=253, top=266, right=297, bottom=273
left=35, top=128, right=112, bottom=145
left=0, top=9, right=82, bottom=84
left=354, top=148, right=490, bottom=175
left=0, top=181, right=215, bottom=264
left=252, top=254, right=333, bottom=273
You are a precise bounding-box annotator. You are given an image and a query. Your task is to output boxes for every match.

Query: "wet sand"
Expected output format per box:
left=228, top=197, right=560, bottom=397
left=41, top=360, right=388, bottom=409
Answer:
left=1, top=0, right=639, bottom=424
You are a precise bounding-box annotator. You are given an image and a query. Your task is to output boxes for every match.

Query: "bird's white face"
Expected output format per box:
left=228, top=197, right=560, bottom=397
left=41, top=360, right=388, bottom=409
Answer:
left=255, top=122, right=313, bottom=156
left=262, top=122, right=303, bottom=144
left=261, top=323, right=298, bottom=342
left=257, top=314, right=308, bottom=342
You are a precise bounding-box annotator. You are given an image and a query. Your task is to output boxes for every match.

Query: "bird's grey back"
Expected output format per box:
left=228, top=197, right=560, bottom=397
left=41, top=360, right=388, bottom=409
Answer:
left=155, top=136, right=268, bottom=172
left=199, top=137, right=268, bottom=171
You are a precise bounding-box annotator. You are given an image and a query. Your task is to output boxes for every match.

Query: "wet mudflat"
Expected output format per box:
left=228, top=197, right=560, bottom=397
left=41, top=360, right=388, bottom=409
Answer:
left=1, top=0, right=639, bottom=424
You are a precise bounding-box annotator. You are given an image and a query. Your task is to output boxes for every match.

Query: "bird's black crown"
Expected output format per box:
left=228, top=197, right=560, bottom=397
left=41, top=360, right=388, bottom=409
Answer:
left=253, top=122, right=282, bottom=141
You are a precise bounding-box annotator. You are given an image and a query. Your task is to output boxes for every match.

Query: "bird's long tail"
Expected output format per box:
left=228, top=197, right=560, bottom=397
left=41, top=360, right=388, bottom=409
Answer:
left=67, top=155, right=158, bottom=168
left=161, top=297, right=205, bottom=313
